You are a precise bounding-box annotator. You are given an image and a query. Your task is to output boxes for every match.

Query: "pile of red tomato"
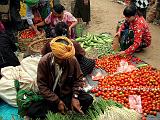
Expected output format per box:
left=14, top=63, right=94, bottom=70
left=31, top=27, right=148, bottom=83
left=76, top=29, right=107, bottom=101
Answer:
left=95, top=55, right=142, bottom=74
left=20, top=29, right=37, bottom=39
left=93, top=55, right=160, bottom=119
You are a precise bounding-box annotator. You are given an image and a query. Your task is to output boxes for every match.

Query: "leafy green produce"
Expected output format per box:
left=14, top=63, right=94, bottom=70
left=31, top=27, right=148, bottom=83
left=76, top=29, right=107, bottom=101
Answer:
left=75, top=33, right=116, bottom=58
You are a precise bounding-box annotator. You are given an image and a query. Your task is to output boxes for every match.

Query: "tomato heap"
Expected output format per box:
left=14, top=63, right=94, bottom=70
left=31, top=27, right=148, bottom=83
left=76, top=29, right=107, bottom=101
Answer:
left=20, top=29, right=37, bottom=39
left=96, top=55, right=142, bottom=74
left=93, top=55, right=160, bottom=119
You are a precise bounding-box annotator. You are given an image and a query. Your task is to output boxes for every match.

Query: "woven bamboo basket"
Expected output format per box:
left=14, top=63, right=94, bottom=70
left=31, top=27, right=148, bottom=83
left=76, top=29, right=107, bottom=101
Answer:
left=28, top=38, right=52, bottom=55
left=18, top=29, right=45, bottom=52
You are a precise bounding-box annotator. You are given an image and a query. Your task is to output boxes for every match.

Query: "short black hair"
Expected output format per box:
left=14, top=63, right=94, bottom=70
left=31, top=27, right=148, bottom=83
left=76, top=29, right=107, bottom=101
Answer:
left=53, top=4, right=65, bottom=14
left=55, top=22, right=69, bottom=37
left=123, top=5, right=137, bottom=17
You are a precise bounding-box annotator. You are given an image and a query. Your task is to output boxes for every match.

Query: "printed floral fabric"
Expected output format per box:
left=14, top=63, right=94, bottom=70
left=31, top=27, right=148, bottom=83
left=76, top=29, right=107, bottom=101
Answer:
left=45, top=11, right=77, bottom=27
left=118, top=15, right=151, bottom=55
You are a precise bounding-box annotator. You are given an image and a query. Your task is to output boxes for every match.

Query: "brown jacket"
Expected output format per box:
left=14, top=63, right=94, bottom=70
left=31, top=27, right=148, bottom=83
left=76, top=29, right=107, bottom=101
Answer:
left=37, top=53, right=84, bottom=104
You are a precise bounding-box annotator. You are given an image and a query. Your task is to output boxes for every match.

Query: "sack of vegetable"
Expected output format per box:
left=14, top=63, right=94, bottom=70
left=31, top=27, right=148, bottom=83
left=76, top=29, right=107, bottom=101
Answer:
left=18, top=29, right=45, bottom=52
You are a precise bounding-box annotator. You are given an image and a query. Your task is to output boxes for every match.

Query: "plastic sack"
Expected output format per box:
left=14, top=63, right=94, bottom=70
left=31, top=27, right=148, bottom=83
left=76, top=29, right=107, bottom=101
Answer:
left=116, top=60, right=137, bottom=73
left=91, top=68, right=107, bottom=81
left=129, top=95, right=143, bottom=113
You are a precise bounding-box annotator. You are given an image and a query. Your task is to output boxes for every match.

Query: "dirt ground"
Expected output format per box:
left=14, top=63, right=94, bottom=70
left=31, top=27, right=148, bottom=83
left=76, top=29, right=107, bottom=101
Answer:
left=62, top=0, right=160, bottom=69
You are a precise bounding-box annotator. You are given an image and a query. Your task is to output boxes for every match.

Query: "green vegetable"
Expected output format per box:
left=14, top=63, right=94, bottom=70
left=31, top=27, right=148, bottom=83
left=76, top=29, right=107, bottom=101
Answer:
left=76, top=37, right=85, bottom=42
left=85, top=47, right=92, bottom=52
left=136, top=64, right=148, bottom=68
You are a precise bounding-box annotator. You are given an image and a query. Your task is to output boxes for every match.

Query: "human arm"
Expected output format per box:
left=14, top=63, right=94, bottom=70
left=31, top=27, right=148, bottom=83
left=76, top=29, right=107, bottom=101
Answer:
left=26, top=5, right=41, bottom=34
left=26, top=5, right=40, bottom=34
left=69, top=21, right=78, bottom=35
left=35, top=13, right=52, bottom=30
left=66, top=12, right=78, bottom=35
left=35, top=21, right=46, bottom=28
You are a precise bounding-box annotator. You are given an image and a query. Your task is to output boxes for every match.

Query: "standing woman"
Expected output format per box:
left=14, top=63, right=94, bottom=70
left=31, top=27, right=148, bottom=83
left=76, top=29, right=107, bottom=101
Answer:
left=73, top=0, right=91, bottom=25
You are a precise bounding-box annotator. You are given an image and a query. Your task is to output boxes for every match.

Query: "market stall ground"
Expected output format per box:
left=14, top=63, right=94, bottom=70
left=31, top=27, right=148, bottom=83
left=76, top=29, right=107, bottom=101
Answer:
left=86, top=0, right=160, bottom=69
left=0, top=0, right=160, bottom=119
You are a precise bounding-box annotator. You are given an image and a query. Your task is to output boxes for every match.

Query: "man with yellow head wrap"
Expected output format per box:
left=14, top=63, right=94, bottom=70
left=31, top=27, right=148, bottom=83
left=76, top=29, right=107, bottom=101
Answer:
left=26, top=36, right=93, bottom=119
left=50, top=36, right=75, bottom=60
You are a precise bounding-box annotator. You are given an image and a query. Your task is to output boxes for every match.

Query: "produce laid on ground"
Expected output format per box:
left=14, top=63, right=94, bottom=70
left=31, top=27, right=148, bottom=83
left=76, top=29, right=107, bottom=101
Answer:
left=91, top=55, right=160, bottom=120
left=95, top=55, right=143, bottom=74
left=75, top=33, right=115, bottom=58
left=46, top=98, right=141, bottom=120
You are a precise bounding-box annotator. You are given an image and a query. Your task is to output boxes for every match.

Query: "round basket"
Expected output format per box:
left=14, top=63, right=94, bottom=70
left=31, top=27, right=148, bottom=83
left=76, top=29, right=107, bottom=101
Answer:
left=18, top=29, right=45, bottom=52
left=28, top=38, right=52, bottom=54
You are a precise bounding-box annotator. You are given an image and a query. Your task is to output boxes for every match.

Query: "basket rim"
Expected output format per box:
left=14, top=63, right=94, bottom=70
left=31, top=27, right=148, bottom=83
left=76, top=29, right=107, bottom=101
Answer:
left=28, top=38, right=52, bottom=53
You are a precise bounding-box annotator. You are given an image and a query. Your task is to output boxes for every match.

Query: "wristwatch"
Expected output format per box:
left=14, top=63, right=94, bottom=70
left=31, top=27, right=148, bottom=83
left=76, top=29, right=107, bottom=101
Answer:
left=73, top=94, right=78, bottom=99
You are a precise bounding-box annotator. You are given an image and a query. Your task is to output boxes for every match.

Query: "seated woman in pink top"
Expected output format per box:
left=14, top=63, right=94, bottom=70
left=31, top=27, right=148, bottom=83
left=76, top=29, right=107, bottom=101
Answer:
left=35, top=4, right=78, bottom=38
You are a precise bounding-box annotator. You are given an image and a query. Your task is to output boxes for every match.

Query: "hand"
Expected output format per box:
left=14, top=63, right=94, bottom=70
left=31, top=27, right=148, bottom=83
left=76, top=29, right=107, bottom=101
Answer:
left=29, top=26, right=32, bottom=29
left=117, top=51, right=126, bottom=56
left=71, top=98, right=84, bottom=115
left=36, top=30, right=41, bottom=35
left=58, top=100, right=67, bottom=114
left=115, top=32, right=120, bottom=37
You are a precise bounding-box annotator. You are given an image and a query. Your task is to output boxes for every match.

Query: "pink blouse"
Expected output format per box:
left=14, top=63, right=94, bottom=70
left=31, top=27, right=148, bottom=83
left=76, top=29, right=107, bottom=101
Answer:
left=45, top=11, right=77, bottom=27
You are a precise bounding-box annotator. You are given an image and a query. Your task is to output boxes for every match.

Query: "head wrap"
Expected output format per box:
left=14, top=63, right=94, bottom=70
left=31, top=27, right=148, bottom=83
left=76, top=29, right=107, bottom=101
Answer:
left=50, top=36, right=75, bottom=59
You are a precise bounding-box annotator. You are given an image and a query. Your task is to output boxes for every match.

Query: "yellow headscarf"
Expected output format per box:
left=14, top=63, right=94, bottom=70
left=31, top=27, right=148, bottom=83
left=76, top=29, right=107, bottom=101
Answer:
left=50, top=36, right=75, bottom=59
